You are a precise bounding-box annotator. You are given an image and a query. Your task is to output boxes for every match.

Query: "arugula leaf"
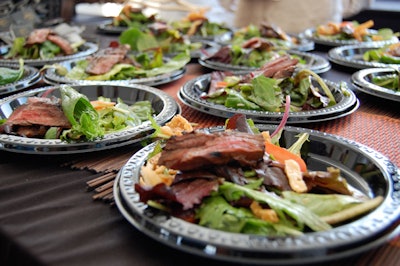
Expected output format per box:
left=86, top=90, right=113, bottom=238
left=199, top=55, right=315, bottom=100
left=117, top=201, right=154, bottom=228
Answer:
left=218, top=181, right=332, bottom=232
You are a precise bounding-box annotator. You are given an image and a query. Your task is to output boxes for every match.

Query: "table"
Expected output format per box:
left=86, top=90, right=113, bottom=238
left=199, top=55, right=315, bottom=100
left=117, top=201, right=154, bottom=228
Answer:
left=0, top=20, right=399, bottom=266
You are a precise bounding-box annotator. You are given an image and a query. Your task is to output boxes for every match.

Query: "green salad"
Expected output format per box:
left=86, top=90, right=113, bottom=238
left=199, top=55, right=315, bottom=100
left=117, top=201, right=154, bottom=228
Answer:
left=363, top=43, right=400, bottom=64
left=0, top=59, right=24, bottom=85
left=370, top=72, right=399, bottom=91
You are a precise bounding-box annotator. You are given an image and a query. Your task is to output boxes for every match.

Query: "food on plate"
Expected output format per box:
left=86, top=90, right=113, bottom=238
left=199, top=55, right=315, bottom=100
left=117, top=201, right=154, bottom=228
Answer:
left=50, top=43, right=190, bottom=81
left=202, top=55, right=338, bottom=112
left=369, top=71, right=399, bottom=91
left=314, top=20, right=398, bottom=42
left=170, top=10, right=231, bottom=38
left=134, top=114, right=382, bottom=236
left=0, top=85, right=153, bottom=141
left=231, top=23, right=302, bottom=50
left=363, top=43, right=400, bottom=64
left=2, top=23, right=86, bottom=60
left=112, top=5, right=158, bottom=28
left=0, top=59, right=24, bottom=85
left=203, top=37, right=307, bottom=68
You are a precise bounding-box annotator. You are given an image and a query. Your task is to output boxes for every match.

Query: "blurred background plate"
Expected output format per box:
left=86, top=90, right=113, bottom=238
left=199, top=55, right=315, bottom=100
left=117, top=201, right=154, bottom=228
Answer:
left=0, top=62, right=41, bottom=97
left=352, top=67, right=400, bottom=102
left=0, top=42, right=98, bottom=67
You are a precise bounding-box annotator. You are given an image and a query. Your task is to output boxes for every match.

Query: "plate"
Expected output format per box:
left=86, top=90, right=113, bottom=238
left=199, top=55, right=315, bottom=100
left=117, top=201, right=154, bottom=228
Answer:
left=0, top=42, right=99, bottom=67
left=97, top=22, right=127, bottom=35
left=116, top=125, right=400, bottom=265
left=351, top=67, right=400, bottom=102
left=199, top=50, right=330, bottom=74
left=43, top=59, right=186, bottom=87
left=328, top=44, right=400, bottom=69
left=0, top=84, right=179, bottom=154
left=304, top=28, right=399, bottom=47
left=178, top=74, right=357, bottom=124
left=0, top=62, right=41, bottom=96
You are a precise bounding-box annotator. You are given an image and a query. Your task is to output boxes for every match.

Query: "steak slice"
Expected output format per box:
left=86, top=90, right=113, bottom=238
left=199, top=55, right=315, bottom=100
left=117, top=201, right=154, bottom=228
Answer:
left=47, top=34, right=74, bottom=55
left=25, top=29, right=52, bottom=45
left=158, top=130, right=265, bottom=171
left=85, top=45, right=134, bottom=75
left=2, top=97, right=71, bottom=129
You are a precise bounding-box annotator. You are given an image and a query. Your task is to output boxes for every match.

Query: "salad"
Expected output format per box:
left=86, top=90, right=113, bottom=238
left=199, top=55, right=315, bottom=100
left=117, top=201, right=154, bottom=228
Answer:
left=134, top=114, right=382, bottom=236
left=51, top=43, right=190, bottom=81
left=170, top=10, right=231, bottom=39
left=313, top=20, right=398, bottom=42
left=202, top=55, right=338, bottom=112
left=2, top=23, right=86, bottom=60
left=363, top=43, right=400, bottom=64
left=370, top=71, right=399, bottom=91
left=231, top=23, right=301, bottom=50
left=112, top=5, right=159, bottom=28
left=0, top=85, right=153, bottom=142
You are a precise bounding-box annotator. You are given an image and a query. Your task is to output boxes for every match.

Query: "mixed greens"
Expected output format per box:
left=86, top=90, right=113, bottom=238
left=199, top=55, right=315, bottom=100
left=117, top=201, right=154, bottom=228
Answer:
left=363, top=43, right=400, bottom=64
left=136, top=115, right=382, bottom=236
left=203, top=69, right=337, bottom=112
left=370, top=71, right=400, bottom=91
left=0, top=59, right=24, bottom=85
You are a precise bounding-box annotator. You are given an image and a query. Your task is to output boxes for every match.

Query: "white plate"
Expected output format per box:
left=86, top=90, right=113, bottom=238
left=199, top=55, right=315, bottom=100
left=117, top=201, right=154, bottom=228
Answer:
left=116, top=125, right=400, bottom=265
left=0, top=84, right=179, bottom=154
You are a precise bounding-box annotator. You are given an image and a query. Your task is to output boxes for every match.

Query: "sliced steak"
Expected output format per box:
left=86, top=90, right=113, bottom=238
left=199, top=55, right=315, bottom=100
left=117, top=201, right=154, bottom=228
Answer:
left=47, top=34, right=74, bottom=55
left=158, top=130, right=265, bottom=171
left=5, top=97, right=70, bottom=127
left=85, top=45, right=133, bottom=75
left=25, top=29, right=51, bottom=45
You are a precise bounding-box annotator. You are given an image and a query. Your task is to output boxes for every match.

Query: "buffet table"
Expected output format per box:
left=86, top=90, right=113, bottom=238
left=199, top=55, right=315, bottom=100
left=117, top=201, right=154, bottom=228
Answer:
left=0, top=21, right=399, bottom=266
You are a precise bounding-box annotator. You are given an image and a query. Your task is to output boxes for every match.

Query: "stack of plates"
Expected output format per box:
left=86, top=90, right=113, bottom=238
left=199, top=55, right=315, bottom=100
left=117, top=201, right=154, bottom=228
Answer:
left=0, top=84, right=180, bottom=154
left=114, top=124, right=400, bottom=265
left=178, top=74, right=359, bottom=124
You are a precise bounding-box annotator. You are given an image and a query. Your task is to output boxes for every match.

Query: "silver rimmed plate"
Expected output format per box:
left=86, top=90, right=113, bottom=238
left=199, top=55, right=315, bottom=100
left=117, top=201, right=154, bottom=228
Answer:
left=97, top=21, right=128, bottom=35
left=0, top=42, right=99, bottom=67
left=178, top=74, right=357, bottom=124
left=0, top=63, right=41, bottom=96
left=43, top=59, right=186, bottom=87
left=0, top=84, right=179, bottom=154
left=328, top=44, right=400, bottom=69
left=352, top=67, right=400, bottom=102
left=304, top=28, right=399, bottom=47
left=115, top=125, right=400, bottom=265
left=199, top=50, right=330, bottom=74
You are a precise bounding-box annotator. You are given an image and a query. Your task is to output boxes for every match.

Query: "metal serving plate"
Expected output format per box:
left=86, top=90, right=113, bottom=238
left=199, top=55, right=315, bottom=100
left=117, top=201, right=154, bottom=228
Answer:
left=0, top=84, right=179, bottom=154
left=352, top=67, right=400, bottom=102
left=304, top=28, right=399, bottom=47
left=199, top=50, right=330, bottom=74
left=116, top=125, right=400, bottom=265
left=0, top=63, right=41, bottom=96
left=0, top=42, right=99, bottom=67
left=43, top=59, right=186, bottom=87
left=178, top=74, right=357, bottom=124
left=328, top=44, right=400, bottom=69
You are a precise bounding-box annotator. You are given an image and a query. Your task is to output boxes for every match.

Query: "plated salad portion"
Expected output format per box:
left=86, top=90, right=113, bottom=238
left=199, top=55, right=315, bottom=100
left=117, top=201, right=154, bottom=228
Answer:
left=133, top=114, right=382, bottom=236
left=363, top=42, right=400, bottom=64
left=201, top=55, right=337, bottom=112
left=0, top=85, right=153, bottom=142
left=112, top=4, right=159, bottom=28
left=313, top=20, right=398, bottom=42
left=2, top=23, right=86, bottom=60
left=49, top=43, right=190, bottom=81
